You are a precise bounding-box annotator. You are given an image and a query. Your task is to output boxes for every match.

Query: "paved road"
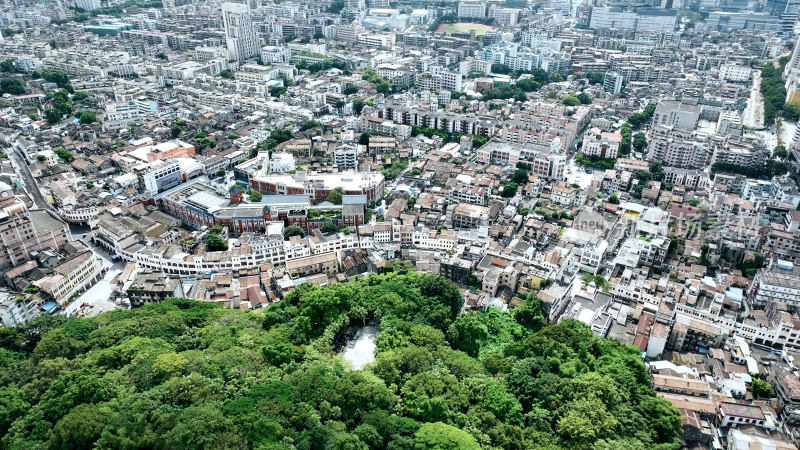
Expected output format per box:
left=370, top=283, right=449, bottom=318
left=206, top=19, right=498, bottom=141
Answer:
left=4, top=139, right=49, bottom=209
left=70, top=225, right=125, bottom=271
left=742, top=71, right=764, bottom=129
left=65, top=268, right=123, bottom=317
left=64, top=225, right=126, bottom=314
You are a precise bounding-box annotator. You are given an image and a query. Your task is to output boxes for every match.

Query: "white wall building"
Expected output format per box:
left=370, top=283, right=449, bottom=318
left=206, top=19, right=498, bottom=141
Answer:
left=0, top=292, right=40, bottom=327
left=719, top=64, right=751, bottom=82
left=458, top=1, right=486, bottom=18
left=261, top=46, right=291, bottom=63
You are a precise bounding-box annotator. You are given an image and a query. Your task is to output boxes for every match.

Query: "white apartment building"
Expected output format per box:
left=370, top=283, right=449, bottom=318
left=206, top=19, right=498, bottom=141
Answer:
left=235, top=64, right=280, bottom=83
left=222, top=3, right=260, bottom=63
left=441, top=70, right=463, bottom=91
left=719, top=64, right=752, bottom=82
left=603, top=72, right=624, bottom=94
left=308, top=231, right=358, bottom=254
left=413, top=227, right=457, bottom=251
left=458, top=58, right=491, bottom=76
left=36, top=149, right=58, bottom=167
left=376, top=63, right=406, bottom=79
left=647, top=125, right=712, bottom=169
left=268, top=152, right=296, bottom=173
left=195, top=47, right=228, bottom=61
left=579, top=237, right=608, bottom=274
left=458, top=1, right=486, bottom=18
left=102, top=97, right=158, bottom=131
left=488, top=6, right=518, bottom=25
left=75, top=0, right=101, bottom=10
left=0, top=292, right=40, bottom=327
left=357, top=33, right=394, bottom=48
left=364, top=118, right=412, bottom=140
left=506, top=53, right=538, bottom=72
left=36, top=251, right=104, bottom=304
left=374, top=223, right=391, bottom=243
left=588, top=7, right=677, bottom=33
left=334, top=147, right=358, bottom=170
left=749, top=260, right=800, bottom=308
left=261, top=46, right=291, bottom=63
left=581, top=128, right=622, bottom=158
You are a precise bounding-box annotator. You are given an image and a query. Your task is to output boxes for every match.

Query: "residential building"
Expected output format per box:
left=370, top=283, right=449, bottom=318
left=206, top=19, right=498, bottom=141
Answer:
left=603, top=71, right=624, bottom=94
left=124, top=271, right=185, bottom=306
left=452, top=203, right=489, bottom=229
left=35, top=250, right=104, bottom=304
left=222, top=3, right=259, bottom=63
left=581, top=127, right=622, bottom=158
left=458, top=1, right=485, bottom=18
left=0, top=210, right=72, bottom=268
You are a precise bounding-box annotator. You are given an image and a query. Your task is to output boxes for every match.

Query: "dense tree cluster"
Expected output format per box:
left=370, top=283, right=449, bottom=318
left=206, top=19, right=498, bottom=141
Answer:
left=575, top=153, right=616, bottom=170
left=481, top=84, right=528, bottom=102
left=326, top=187, right=345, bottom=205
left=283, top=225, right=305, bottom=239
left=618, top=123, right=632, bottom=156
left=761, top=57, right=792, bottom=124
left=300, top=120, right=322, bottom=131
left=77, top=111, right=96, bottom=125
left=352, top=98, right=366, bottom=116
left=0, top=59, right=15, bottom=73
left=249, top=191, right=263, bottom=202
left=294, top=58, right=349, bottom=75
left=44, top=89, right=73, bottom=124
left=711, top=160, right=788, bottom=180
left=31, top=70, right=73, bottom=93
left=410, top=126, right=487, bottom=149
left=204, top=226, right=228, bottom=251
left=254, top=129, right=295, bottom=157
left=361, top=69, right=392, bottom=94
left=343, top=83, right=358, bottom=96
left=501, top=182, right=518, bottom=198
left=381, top=161, right=407, bottom=180
left=626, top=103, right=657, bottom=129
left=171, top=119, right=189, bottom=138
left=585, top=71, right=605, bottom=85
left=0, top=78, right=25, bottom=95
left=326, top=0, right=344, bottom=13
left=53, top=147, right=73, bottom=161
left=0, top=274, right=681, bottom=450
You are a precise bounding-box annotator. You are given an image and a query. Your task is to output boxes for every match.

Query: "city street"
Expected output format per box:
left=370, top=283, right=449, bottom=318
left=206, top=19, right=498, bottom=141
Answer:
left=742, top=70, right=764, bottom=129
left=63, top=268, right=122, bottom=317
left=63, top=225, right=126, bottom=315
left=1, top=135, right=49, bottom=209
left=70, top=225, right=125, bottom=271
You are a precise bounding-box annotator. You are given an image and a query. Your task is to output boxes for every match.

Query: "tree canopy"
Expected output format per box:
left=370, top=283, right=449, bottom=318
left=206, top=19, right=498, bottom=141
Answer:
left=204, top=233, right=228, bottom=251
left=0, top=273, right=681, bottom=450
left=327, top=187, right=345, bottom=205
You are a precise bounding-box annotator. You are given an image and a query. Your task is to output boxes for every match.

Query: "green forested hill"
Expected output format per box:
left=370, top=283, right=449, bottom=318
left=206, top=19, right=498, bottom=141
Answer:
left=0, top=273, right=682, bottom=450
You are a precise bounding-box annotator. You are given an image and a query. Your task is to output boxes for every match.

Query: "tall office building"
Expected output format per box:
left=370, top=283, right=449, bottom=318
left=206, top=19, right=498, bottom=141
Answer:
left=222, top=3, right=259, bottom=63
left=785, top=34, right=800, bottom=105
left=765, top=0, right=800, bottom=34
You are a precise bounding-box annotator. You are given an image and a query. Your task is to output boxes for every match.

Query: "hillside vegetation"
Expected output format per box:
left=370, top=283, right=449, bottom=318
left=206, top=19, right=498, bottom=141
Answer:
left=0, top=273, right=681, bottom=449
